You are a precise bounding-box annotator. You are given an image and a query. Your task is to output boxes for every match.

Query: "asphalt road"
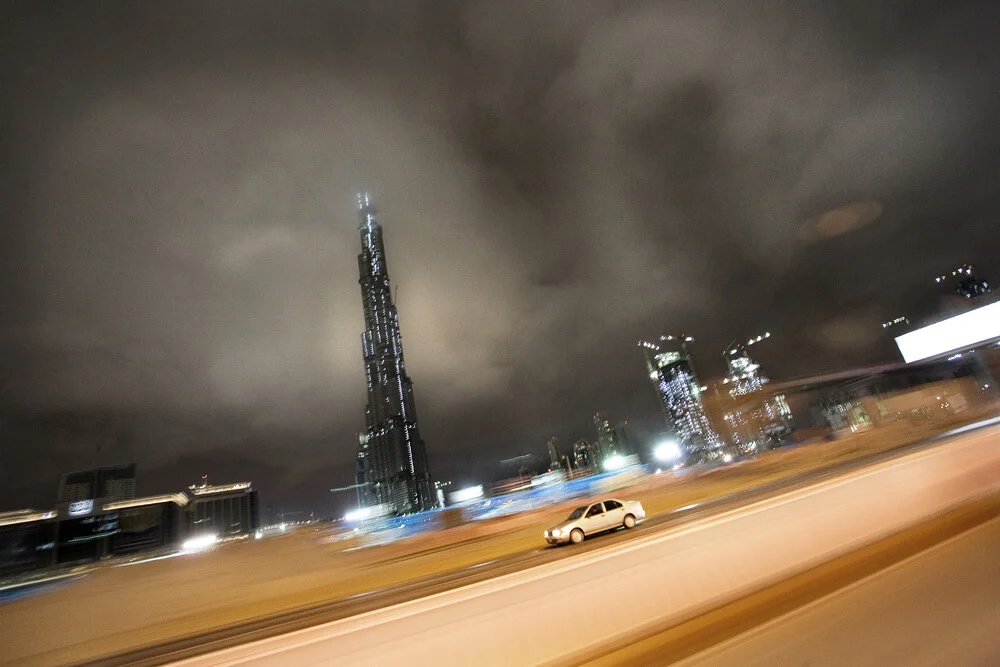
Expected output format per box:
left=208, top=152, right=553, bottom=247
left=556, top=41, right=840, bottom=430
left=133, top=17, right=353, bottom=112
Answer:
left=677, top=515, right=1000, bottom=667
left=168, top=428, right=1000, bottom=666
left=85, top=420, right=1000, bottom=666
left=583, top=496, right=1000, bottom=667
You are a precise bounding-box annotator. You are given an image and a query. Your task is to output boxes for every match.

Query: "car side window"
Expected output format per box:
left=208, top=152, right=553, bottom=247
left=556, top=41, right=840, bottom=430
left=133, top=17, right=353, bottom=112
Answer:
left=586, top=503, right=604, bottom=517
left=604, top=500, right=621, bottom=510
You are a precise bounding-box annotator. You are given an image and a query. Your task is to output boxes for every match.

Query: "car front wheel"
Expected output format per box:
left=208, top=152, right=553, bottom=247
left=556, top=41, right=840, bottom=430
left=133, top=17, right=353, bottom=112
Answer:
left=570, top=528, right=585, bottom=544
left=623, top=514, right=636, bottom=529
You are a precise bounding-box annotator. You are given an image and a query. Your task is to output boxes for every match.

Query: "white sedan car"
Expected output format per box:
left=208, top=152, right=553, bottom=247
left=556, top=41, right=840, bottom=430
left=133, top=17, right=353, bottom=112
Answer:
left=544, top=498, right=646, bottom=545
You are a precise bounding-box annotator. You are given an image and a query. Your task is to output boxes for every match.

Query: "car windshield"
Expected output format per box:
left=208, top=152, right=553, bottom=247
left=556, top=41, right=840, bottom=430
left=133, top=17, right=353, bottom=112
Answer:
left=566, top=506, right=587, bottom=520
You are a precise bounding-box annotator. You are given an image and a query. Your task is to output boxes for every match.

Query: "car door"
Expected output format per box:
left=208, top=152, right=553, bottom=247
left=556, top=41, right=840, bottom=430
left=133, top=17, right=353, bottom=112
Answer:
left=602, top=499, right=625, bottom=528
left=583, top=502, right=606, bottom=534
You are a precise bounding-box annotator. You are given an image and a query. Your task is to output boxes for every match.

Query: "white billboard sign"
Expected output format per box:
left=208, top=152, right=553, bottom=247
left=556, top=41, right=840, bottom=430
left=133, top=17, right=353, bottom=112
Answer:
left=895, top=300, right=1000, bottom=363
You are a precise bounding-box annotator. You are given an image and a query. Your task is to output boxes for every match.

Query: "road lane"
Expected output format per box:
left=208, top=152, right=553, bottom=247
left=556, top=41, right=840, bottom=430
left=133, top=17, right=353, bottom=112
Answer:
left=95, top=422, right=1000, bottom=666
left=86, top=447, right=934, bottom=666
left=168, top=427, right=1000, bottom=667
left=676, top=516, right=1000, bottom=667
left=5, top=418, right=996, bottom=667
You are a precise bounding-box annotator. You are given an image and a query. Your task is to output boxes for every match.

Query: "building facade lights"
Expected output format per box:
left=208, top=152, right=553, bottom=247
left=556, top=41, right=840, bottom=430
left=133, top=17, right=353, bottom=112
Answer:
left=354, top=194, right=435, bottom=515
left=639, top=337, right=723, bottom=460
left=722, top=333, right=793, bottom=451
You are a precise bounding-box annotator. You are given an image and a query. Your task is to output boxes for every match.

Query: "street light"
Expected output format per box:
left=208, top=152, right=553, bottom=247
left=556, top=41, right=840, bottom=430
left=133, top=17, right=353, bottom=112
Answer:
left=653, top=440, right=683, bottom=462
left=602, top=454, right=627, bottom=471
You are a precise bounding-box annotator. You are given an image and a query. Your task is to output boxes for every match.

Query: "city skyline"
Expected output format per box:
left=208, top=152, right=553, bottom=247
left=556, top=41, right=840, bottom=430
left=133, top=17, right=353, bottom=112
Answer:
left=2, top=3, right=1000, bottom=516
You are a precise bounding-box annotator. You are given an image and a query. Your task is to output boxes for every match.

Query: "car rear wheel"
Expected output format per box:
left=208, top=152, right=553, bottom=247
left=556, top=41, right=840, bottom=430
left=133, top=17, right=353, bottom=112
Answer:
left=570, top=528, right=585, bottom=544
left=623, top=514, right=636, bottom=529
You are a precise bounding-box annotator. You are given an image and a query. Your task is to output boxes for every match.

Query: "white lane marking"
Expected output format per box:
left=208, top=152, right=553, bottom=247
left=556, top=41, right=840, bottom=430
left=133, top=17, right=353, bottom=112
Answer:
left=672, top=514, right=1000, bottom=666
left=937, top=415, right=1000, bottom=439
left=176, top=427, right=1000, bottom=665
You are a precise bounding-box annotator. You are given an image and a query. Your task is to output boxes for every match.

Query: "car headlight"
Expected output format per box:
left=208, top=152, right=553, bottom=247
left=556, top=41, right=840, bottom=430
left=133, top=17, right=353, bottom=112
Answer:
left=551, top=529, right=561, bottom=537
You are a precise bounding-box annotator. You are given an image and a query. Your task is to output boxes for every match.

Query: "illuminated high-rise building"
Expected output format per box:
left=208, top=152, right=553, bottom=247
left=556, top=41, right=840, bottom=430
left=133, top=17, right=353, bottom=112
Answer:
left=354, top=193, right=434, bottom=514
left=640, top=338, right=722, bottom=460
left=722, top=333, right=793, bottom=451
left=935, top=264, right=992, bottom=299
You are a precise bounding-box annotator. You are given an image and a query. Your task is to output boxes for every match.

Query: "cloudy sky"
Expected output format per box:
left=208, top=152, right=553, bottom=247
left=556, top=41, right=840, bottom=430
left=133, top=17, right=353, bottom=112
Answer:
left=2, top=1, right=999, bottom=515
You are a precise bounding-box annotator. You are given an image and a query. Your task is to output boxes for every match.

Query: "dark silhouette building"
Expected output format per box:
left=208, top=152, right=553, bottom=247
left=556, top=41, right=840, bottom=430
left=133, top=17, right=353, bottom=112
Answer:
left=354, top=193, right=434, bottom=514
left=593, top=412, right=613, bottom=462
left=936, top=264, right=991, bottom=299
left=184, top=482, right=260, bottom=539
left=58, top=464, right=136, bottom=503
left=546, top=436, right=561, bottom=469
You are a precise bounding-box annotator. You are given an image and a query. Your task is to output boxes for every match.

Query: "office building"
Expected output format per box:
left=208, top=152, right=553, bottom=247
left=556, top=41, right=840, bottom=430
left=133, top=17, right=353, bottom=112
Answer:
left=58, top=464, right=136, bottom=503
left=1, top=472, right=260, bottom=574
left=593, top=413, right=614, bottom=461
left=0, top=510, right=57, bottom=576
left=572, top=439, right=597, bottom=469
left=185, top=482, right=260, bottom=539
left=640, top=339, right=723, bottom=460
left=106, top=494, right=187, bottom=555
left=723, top=341, right=794, bottom=451
left=546, top=436, right=561, bottom=469
left=610, top=421, right=637, bottom=457
left=354, top=193, right=435, bottom=514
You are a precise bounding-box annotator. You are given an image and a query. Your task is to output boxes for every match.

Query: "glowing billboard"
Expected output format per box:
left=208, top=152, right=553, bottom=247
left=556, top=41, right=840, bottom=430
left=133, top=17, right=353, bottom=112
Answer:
left=895, top=300, right=1000, bottom=363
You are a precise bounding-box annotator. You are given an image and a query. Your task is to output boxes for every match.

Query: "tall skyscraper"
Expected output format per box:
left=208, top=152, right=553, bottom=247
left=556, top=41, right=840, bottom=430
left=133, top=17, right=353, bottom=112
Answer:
left=640, top=338, right=722, bottom=460
left=354, top=193, right=434, bottom=515
left=610, top=421, right=636, bottom=457
left=593, top=412, right=614, bottom=461
left=546, top=436, right=561, bottom=469
left=723, top=336, right=793, bottom=451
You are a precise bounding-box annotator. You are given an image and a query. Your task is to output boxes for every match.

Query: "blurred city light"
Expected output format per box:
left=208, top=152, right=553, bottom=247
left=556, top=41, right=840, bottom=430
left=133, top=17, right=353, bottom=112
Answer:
left=602, top=454, right=627, bottom=471
left=181, top=534, right=218, bottom=553
left=344, top=507, right=370, bottom=522
left=654, top=440, right=683, bottom=462
left=448, top=485, right=484, bottom=504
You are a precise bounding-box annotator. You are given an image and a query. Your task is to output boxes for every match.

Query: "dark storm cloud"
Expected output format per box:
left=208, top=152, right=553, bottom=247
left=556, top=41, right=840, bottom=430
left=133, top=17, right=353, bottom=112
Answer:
left=2, top=1, right=999, bottom=512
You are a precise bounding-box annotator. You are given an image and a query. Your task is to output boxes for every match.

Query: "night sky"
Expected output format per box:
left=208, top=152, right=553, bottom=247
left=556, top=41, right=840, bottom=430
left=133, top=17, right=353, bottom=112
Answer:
left=2, top=1, right=999, bottom=517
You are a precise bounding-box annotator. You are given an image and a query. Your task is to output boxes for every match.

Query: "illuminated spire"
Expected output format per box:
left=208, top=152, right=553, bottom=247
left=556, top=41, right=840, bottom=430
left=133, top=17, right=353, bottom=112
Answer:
left=357, top=192, right=378, bottom=231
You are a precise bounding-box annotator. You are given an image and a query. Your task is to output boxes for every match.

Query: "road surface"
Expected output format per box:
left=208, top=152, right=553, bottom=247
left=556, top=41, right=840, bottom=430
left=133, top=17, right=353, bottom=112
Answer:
left=166, top=427, right=1000, bottom=667
left=83, top=436, right=962, bottom=667
left=677, top=515, right=1000, bottom=667
left=4, top=419, right=998, bottom=666
left=608, top=514, right=1000, bottom=667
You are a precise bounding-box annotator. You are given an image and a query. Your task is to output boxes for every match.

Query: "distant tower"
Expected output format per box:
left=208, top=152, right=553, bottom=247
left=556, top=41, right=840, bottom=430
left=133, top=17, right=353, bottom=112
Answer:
left=723, top=333, right=793, bottom=451
left=572, top=439, right=596, bottom=469
left=354, top=193, right=434, bottom=514
left=610, top=421, right=636, bottom=457
left=546, top=436, right=561, bottom=469
left=593, top=413, right=614, bottom=462
left=640, top=337, right=722, bottom=460
left=935, top=264, right=992, bottom=299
